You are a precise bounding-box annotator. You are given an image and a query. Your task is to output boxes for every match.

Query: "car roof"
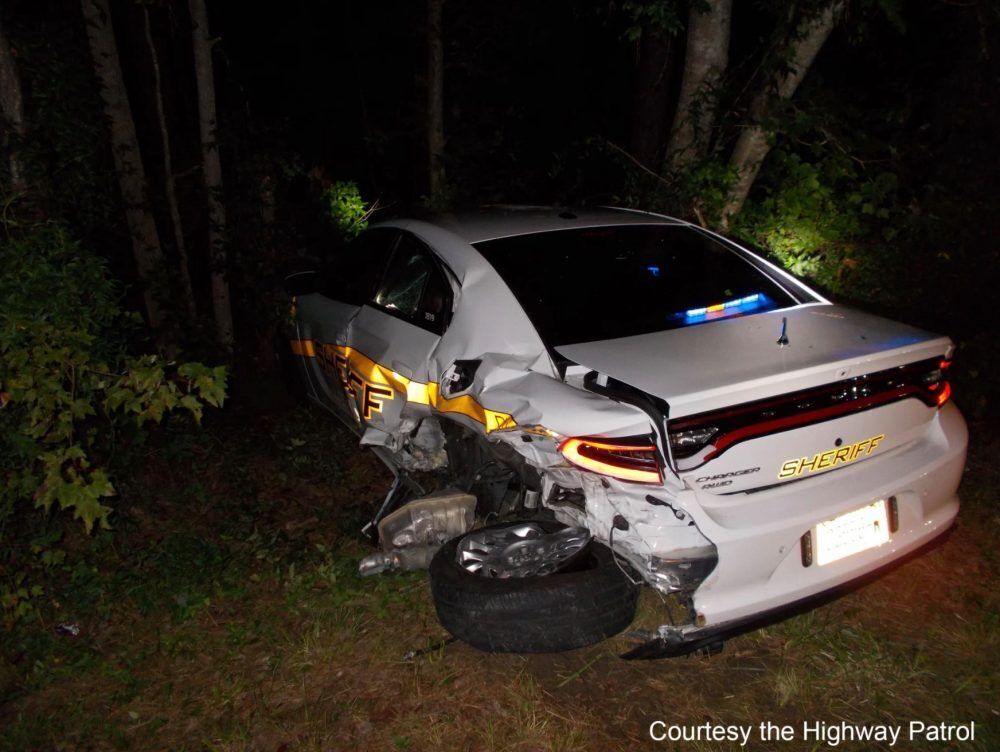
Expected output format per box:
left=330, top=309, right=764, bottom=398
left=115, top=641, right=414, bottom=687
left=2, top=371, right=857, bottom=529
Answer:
left=393, top=205, right=685, bottom=244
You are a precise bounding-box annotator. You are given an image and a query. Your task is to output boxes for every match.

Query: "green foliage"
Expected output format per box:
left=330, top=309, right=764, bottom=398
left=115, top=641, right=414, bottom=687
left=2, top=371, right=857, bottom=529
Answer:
left=0, top=223, right=227, bottom=540
left=620, top=0, right=684, bottom=40
left=679, top=159, right=738, bottom=224
left=322, top=181, right=371, bottom=239
left=731, top=142, right=903, bottom=297
left=1, top=572, right=45, bottom=630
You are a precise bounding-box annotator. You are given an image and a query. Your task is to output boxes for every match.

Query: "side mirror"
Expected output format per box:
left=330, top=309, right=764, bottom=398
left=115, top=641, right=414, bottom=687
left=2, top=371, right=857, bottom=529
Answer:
left=284, top=270, right=319, bottom=296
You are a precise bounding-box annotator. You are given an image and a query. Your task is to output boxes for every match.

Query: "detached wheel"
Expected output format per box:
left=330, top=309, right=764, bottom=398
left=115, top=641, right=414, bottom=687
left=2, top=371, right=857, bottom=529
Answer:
left=428, top=520, right=639, bottom=653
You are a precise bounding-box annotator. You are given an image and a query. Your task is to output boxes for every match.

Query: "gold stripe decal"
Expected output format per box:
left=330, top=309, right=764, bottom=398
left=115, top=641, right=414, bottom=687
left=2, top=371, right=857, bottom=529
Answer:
left=290, top=339, right=516, bottom=432
left=290, top=338, right=316, bottom=357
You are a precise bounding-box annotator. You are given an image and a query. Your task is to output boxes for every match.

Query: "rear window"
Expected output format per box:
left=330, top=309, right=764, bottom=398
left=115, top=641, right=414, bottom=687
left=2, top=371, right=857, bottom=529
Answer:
left=474, top=225, right=802, bottom=346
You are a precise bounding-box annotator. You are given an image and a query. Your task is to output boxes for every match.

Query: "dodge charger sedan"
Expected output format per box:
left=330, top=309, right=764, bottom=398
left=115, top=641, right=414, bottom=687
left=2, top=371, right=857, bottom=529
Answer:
left=286, top=206, right=967, bottom=657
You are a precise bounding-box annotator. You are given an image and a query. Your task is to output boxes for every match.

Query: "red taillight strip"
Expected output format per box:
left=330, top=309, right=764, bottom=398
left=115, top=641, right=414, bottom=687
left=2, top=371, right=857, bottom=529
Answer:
left=559, top=437, right=662, bottom=484
left=704, top=384, right=926, bottom=460
left=671, top=356, right=954, bottom=463
left=933, top=381, right=952, bottom=406
left=671, top=357, right=948, bottom=433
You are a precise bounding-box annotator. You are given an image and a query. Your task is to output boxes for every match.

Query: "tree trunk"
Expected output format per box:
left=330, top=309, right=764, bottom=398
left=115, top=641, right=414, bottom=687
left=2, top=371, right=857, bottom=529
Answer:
left=628, top=28, right=673, bottom=170
left=189, top=0, right=234, bottom=349
left=81, top=0, right=164, bottom=329
left=664, top=0, right=732, bottom=173
left=0, top=19, right=26, bottom=194
left=255, top=169, right=279, bottom=368
left=426, top=0, right=446, bottom=200
left=720, top=2, right=842, bottom=227
left=143, top=6, right=196, bottom=320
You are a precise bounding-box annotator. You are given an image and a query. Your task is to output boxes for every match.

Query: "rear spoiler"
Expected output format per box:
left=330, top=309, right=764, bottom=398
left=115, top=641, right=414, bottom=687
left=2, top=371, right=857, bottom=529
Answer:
left=582, top=370, right=680, bottom=479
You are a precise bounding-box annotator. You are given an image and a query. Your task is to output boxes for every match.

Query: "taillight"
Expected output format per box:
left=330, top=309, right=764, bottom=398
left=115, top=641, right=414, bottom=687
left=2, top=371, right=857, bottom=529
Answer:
left=668, top=426, right=719, bottom=459
left=666, top=355, right=956, bottom=467
left=559, top=436, right=662, bottom=484
left=934, top=381, right=952, bottom=406
left=927, top=359, right=952, bottom=407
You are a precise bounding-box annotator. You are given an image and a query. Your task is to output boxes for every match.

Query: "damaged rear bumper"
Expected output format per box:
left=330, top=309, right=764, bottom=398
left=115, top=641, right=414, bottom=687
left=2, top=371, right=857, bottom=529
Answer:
left=563, top=402, right=966, bottom=658
left=622, top=520, right=956, bottom=659
left=683, top=402, right=966, bottom=627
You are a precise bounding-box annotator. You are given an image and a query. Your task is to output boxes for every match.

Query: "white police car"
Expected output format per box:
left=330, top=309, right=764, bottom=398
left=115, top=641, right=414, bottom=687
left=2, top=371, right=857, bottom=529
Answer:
left=287, top=206, right=967, bottom=656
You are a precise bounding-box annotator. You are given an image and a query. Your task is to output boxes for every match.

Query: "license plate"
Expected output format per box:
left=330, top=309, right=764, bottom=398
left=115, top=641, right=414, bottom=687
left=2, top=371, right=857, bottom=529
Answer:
left=815, top=500, right=890, bottom=566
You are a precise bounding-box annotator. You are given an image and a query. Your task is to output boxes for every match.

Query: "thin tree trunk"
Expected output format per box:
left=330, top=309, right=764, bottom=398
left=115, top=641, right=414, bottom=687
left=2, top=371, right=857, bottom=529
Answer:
left=629, top=28, right=673, bottom=170
left=256, top=169, right=278, bottom=368
left=81, top=0, right=164, bottom=329
left=426, top=0, right=446, bottom=200
left=189, top=0, right=234, bottom=349
left=143, top=6, right=196, bottom=320
left=0, top=20, right=26, bottom=194
left=720, top=2, right=842, bottom=227
left=664, top=0, right=732, bottom=173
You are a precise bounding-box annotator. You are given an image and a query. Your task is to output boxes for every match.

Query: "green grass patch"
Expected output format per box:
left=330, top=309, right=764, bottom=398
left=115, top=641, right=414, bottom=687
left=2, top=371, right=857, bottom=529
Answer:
left=1, top=407, right=997, bottom=750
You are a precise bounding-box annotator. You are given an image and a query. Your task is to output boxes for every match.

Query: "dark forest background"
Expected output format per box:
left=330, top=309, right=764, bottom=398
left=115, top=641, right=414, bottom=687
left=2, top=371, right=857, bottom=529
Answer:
left=4, top=1, right=999, bottom=356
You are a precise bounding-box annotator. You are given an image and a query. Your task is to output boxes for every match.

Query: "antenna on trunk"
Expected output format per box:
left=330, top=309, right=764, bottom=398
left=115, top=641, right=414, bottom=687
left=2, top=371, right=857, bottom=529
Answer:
left=777, top=317, right=790, bottom=347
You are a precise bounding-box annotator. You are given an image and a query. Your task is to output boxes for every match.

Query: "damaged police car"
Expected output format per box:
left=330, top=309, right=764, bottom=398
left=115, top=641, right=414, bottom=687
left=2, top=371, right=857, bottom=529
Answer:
left=287, top=206, right=967, bottom=657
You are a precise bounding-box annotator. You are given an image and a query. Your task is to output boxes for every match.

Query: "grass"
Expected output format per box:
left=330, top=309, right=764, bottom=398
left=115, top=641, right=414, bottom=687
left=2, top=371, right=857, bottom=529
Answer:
left=1, top=395, right=998, bottom=751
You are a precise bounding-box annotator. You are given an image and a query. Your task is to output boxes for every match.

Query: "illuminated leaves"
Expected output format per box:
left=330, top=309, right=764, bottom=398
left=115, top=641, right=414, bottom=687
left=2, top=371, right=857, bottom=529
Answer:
left=322, top=181, right=371, bottom=239
left=732, top=147, right=903, bottom=286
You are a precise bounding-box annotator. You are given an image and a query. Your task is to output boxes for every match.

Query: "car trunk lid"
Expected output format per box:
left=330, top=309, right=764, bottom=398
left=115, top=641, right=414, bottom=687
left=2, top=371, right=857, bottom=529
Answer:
left=556, top=304, right=953, bottom=491
left=556, top=305, right=951, bottom=417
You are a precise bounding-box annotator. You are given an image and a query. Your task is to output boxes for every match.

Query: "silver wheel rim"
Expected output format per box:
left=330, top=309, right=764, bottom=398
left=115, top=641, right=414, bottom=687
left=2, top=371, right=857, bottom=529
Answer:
left=456, top=522, right=591, bottom=578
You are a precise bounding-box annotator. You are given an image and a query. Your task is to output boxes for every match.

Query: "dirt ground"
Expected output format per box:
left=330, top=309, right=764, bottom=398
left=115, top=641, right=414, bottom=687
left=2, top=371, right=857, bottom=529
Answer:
left=1, top=393, right=997, bottom=751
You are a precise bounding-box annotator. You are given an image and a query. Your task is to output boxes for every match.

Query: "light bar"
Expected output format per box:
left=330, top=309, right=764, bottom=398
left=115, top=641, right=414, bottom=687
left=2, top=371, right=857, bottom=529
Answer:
left=684, top=293, right=764, bottom=321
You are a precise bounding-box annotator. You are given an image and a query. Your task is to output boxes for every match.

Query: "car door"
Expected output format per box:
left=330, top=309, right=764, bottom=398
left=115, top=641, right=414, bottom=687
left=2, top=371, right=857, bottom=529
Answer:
left=293, top=228, right=399, bottom=428
left=340, top=230, right=454, bottom=438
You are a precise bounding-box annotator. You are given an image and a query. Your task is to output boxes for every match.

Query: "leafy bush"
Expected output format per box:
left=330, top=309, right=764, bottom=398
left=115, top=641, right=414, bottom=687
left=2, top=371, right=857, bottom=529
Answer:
left=322, top=181, right=371, bottom=239
left=0, top=223, right=227, bottom=536
left=730, top=145, right=905, bottom=294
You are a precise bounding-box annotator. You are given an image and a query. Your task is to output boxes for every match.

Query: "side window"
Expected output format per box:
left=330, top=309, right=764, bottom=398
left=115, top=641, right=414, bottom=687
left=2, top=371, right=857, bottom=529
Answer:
left=372, top=232, right=453, bottom=334
left=419, top=258, right=452, bottom=329
left=322, top=228, right=398, bottom=305
left=375, top=237, right=432, bottom=316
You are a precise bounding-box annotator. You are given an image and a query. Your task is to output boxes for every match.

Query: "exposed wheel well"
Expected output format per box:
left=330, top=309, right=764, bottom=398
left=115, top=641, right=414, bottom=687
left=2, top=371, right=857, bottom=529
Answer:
left=437, top=419, right=542, bottom=519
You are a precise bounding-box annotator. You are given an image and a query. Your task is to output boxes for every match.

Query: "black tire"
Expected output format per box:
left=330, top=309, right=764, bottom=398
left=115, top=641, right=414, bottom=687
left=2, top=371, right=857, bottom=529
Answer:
left=428, top=520, right=639, bottom=653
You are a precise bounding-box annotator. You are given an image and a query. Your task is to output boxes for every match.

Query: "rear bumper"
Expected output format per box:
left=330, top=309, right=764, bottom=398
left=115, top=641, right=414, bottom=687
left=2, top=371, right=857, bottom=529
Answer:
left=622, top=521, right=956, bottom=659
left=683, top=401, right=967, bottom=627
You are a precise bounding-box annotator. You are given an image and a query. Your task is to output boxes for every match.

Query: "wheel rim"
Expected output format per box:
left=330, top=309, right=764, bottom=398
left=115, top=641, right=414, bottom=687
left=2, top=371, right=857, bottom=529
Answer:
left=455, top=522, right=591, bottom=578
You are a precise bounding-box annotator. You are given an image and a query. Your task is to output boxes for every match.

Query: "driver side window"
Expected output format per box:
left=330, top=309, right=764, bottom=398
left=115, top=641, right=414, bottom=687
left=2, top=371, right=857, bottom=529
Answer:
left=372, top=232, right=452, bottom=334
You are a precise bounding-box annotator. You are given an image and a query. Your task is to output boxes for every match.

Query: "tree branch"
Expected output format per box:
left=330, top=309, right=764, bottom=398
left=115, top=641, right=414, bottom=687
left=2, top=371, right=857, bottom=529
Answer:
left=606, top=140, right=674, bottom=188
